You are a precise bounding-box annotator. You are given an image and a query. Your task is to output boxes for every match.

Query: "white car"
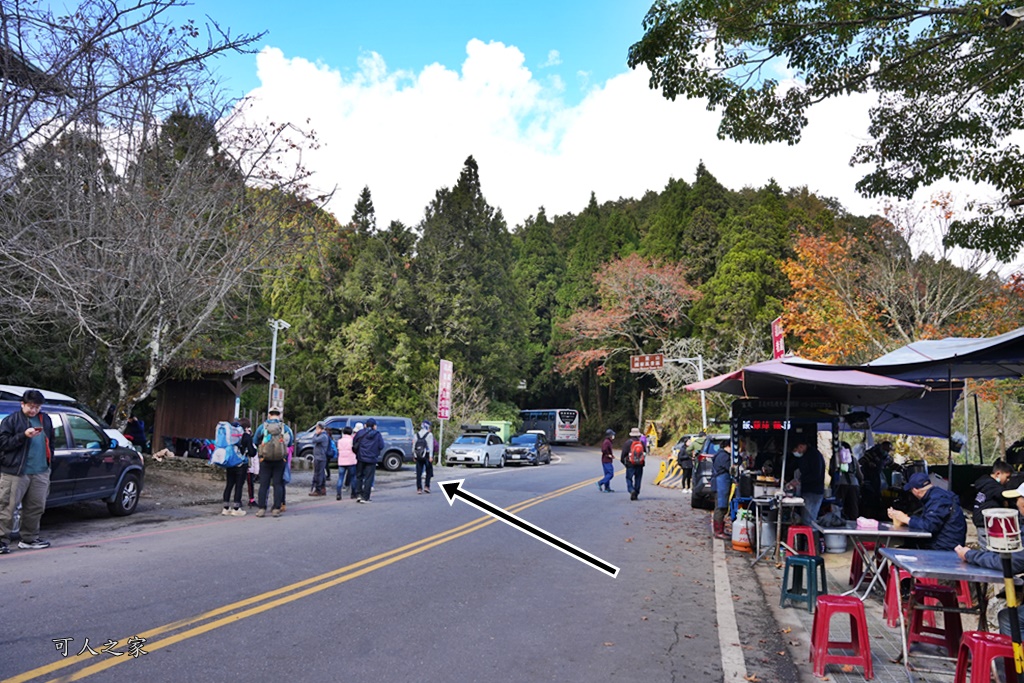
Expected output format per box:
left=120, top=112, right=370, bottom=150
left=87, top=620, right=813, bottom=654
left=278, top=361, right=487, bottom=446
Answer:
left=0, top=384, right=134, bottom=450
left=445, top=426, right=506, bottom=468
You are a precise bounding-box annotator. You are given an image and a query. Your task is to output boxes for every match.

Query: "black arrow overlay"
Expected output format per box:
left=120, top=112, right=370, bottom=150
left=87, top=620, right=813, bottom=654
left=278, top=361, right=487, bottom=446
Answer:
left=439, top=479, right=619, bottom=578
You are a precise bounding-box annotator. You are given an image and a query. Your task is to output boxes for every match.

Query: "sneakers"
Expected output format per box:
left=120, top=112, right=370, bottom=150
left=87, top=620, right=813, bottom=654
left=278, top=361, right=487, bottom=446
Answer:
left=221, top=508, right=232, bottom=516
left=424, top=487, right=430, bottom=494
left=606, top=488, right=615, bottom=493
left=280, top=504, right=286, bottom=512
left=255, top=508, right=266, bottom=517
left=0, top=542, right=8, bottom=554
left=19, top=538, right=50, bottom=550
left=308, top=490, right=319, bottom=496
left=336, top=493, right=342, bottom=501
left=230, top=508, right=247, bottom=517
left=417, top=489, right=423, bottom=494
left=272, top=509, right=281, bottom=517
left=357, top=498, right=371, bottom=504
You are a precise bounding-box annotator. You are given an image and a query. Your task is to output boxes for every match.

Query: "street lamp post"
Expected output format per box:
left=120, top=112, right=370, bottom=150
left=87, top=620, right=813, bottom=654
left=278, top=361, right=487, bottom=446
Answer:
left=268, top=318, right=291, bottom=412
left=667, top=355, right=707, bottom=430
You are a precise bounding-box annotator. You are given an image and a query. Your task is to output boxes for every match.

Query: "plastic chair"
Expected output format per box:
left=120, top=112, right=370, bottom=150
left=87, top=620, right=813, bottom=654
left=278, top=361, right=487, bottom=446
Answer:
left=955, top=580, right=973, bottom=609
left=780, top=554, right=828, bottom=612
left=955, top=631, right=1018, bottom=683
left=785, top=524, right=816, bottom=557
left=810, top=594, right=874, bottom=680
left=907, top=584, right=963, bottom=657
left=848, top=541, right=877, bottom=586
left=883, top=565, right=938, bottom=628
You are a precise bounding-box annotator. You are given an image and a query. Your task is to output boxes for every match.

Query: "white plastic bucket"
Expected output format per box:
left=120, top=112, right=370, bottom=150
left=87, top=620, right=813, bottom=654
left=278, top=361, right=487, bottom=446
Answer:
left=984, top=508, right=1022, bottom=552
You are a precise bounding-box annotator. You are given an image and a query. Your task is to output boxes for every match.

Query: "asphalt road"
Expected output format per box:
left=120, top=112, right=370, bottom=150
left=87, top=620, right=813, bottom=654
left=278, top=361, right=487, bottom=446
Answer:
left=0, top=445, right=800, bottom=683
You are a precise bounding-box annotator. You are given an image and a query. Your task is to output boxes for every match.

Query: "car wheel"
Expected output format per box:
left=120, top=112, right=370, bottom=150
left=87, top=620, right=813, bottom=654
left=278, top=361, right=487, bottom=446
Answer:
left=484, top=455, right=491, bottom=468
left=300, top=448, right=314, bottom=464
left=382, top=452, right=403, bottom=472
left=499, top=454, right=505, bottom=468
left=107, top=473, right=141, bottom=516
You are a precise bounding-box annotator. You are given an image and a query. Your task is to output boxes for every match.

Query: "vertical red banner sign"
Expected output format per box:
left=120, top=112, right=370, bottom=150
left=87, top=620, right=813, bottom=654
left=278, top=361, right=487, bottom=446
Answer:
left=437, top=359, right=453, bottom=420
left=771, top=317, right=785, bottom=359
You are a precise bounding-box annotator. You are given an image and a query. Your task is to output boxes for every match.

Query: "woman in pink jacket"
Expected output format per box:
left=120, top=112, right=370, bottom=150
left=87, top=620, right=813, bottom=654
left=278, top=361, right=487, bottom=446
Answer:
left=335, top=426, right=358, bottom=500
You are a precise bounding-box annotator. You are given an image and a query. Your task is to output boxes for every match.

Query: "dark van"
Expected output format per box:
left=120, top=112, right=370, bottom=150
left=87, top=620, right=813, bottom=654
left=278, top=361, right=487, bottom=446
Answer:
left=295, top=415, right=414, bottom=471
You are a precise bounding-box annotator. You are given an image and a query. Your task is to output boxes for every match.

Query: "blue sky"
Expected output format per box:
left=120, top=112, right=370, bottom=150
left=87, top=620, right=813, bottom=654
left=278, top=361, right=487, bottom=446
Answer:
left=189, top=0, right=654, bottom=105
left=152, top=1, right=938, bottom=242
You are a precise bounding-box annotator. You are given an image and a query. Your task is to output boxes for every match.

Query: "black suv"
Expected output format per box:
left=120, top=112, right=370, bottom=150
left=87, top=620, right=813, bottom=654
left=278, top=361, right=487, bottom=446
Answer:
left=0, top=401, right=145, bottom=519
left=688, top=433, right=732, bottom=510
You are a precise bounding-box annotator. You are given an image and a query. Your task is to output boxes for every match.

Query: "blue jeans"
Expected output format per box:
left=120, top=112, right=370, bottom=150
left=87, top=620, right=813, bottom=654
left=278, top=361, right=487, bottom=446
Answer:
left=801, top=492, right=824, bottom=526
left=415, top=459, right=433, bottom=490
left=625, top=465, right=643, bottom=496
left=336, top=465, right=356, bottom=497
left=312, top=457, right=327, bottom=492
left=598, top=462, right=614, bottom=489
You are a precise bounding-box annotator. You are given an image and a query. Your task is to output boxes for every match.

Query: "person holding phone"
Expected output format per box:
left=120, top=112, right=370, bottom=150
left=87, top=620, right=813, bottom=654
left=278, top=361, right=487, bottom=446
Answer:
left=0, top=389, right=55, bottom=554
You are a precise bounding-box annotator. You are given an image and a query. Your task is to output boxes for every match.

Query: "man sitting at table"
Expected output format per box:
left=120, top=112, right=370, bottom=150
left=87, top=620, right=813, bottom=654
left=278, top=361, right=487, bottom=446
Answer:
left=956, top=481, right=1024, bottom=639
left=888, top=472, right=967, bottom=550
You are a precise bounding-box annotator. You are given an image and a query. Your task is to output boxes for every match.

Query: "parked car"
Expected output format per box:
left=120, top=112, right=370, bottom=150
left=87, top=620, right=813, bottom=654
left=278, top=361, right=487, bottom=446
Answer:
left=0, top=384, right=134, bottom=450
left=689, top=433, right=732, bottom=510
left=670, top=433, right=702, bottom=463
left=445, top=425, right=506, bottom=468
left=294, top=415, right=414, bottom=471
left=0, top=400, right=146, bottom=523
left=505, top=430, right=552, bottom=466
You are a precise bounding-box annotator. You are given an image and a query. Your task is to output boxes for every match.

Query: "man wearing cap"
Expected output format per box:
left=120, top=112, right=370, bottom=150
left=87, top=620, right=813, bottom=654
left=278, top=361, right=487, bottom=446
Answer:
left=252, top=408, right=294, bottom=517
left=956, top=482, right=1024, bottom=638
left=414, top=420, right=435, bottom=494
left=353, top=418, right=385, bottom=503
left=620, top=427, right=646, bottom=501
left=0, top=389, right=55, bottom=553
left=309, top=421, right=330, bottom=497
left=598, top=429, right=616, bottom=493
left=888, top=472, right=967, bottom=550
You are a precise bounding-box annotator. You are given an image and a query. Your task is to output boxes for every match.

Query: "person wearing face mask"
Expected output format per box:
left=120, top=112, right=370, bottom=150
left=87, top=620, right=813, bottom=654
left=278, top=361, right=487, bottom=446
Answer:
left=830, top=441, right=863, bottom=520
left=785, top=438, right=826, bottom=526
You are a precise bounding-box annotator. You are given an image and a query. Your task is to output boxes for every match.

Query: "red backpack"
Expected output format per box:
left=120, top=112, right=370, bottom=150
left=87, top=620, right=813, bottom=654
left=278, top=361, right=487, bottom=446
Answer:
left=627, top=439, right=646, bottom=466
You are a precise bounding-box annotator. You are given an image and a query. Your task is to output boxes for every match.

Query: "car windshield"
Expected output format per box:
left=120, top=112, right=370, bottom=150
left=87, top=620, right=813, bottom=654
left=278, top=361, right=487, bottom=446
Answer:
left=509, top=434, right=537, bottom=446
left=454, top=434, right=487, bottom=445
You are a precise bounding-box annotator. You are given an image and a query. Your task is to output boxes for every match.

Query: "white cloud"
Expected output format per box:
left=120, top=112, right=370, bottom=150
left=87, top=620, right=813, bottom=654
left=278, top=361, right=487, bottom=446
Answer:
left=240, top=39, right=977, bottom=242
left=540, top=49, right=562, bottom=68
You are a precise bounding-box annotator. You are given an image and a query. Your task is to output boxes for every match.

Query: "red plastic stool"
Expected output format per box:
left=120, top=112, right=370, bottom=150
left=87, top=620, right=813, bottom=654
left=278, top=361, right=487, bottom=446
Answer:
left=955, top=580, right=973, bottom=609
left=849, top=541, right=877, bottom=586
left=786, top=525, right=817, bottom=556
left=954, top=631, right=1018, bottom=683
left=908, top=584, right=963, bottom=657
left=809, top=594, right=874, bottom=680
left=883, top=566, right=938, bottom=628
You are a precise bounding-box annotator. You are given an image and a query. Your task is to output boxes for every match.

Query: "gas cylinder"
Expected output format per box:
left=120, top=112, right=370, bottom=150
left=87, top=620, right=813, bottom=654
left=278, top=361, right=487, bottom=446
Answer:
left=731, top=510, right=753, bottom=553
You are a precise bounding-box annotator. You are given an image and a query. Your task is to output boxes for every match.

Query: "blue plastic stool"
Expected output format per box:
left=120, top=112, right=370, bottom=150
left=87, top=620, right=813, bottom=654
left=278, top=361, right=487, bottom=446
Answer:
left=730, top=496, right=752, bottom=521
left=780, top=554, right=828, bottom=612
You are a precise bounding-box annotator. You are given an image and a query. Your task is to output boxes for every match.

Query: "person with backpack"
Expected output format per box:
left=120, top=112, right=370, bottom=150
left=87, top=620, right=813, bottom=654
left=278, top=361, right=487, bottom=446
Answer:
left=336, top=426, right=357, bottom=500
left=352, top=418, right=385, bottom=503
left=309, top=421, right=329, bottom=497
left=221, top=418, right=254, bottom=516
left=620, top=427, right=646, bottom=501
left=598, top=428, right=616, bottom=492
left=414, top=420, right=435, bottom=494
left=677, top=436, right=694, bottom=492
left=252, top=408, right=294, bottom=517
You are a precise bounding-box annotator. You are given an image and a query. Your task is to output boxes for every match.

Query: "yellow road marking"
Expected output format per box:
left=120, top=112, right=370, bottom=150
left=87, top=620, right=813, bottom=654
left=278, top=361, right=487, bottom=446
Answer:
left=4, top=477, right=599, bottom=683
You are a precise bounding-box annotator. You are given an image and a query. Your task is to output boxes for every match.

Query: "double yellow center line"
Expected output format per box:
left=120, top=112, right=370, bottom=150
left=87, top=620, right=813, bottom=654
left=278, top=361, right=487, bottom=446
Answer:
left=5, top=477, right=599, bottom=683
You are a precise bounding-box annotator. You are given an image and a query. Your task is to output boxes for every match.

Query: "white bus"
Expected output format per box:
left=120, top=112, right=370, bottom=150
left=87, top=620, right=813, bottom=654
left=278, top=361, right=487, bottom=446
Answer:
left=519, top=408, right=580, bottom=444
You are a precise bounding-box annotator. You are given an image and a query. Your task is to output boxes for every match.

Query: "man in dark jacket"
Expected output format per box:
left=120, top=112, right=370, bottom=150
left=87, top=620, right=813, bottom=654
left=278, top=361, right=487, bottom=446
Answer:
left=957, top=481, right=1024, bottom=637
left=353, top=418, right=385, bottom=503
left=711, top=441, right=733, bottom=540
left=888, top=472, right=967, bottom=550
left=785, top=440, right=826, bottom=526
left=620, top=427, right=646, bottom=501
left=971, top=460, right=1012, bottom=549
left=0, top=389, right=55, bottom=554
